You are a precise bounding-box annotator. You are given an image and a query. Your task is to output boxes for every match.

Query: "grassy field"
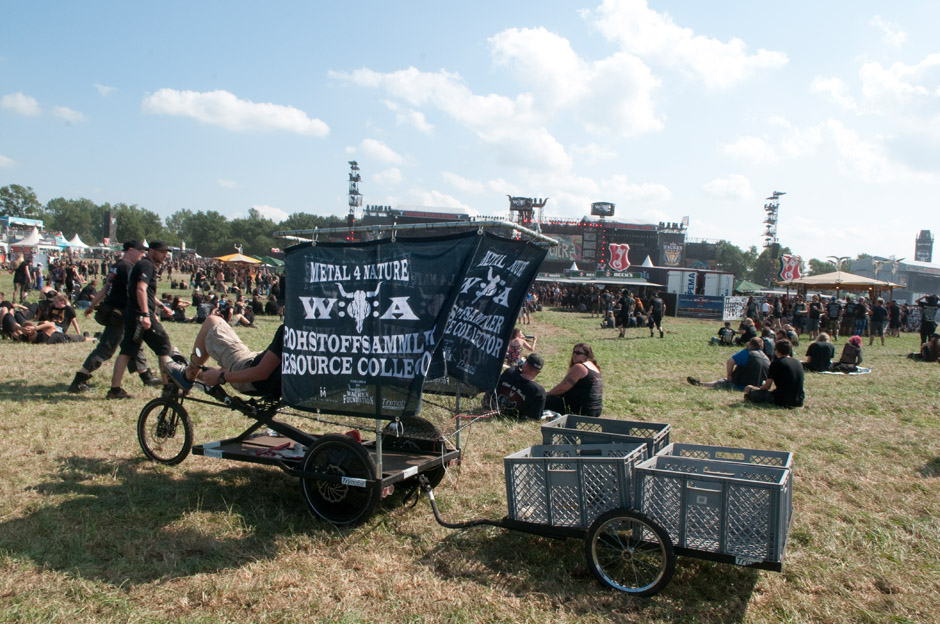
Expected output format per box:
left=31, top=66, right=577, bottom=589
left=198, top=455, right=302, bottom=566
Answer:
left=0, top=274, right=938, bottom=623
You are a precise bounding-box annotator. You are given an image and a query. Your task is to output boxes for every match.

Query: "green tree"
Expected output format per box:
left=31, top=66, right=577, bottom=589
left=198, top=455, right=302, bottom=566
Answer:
left=0, top=184, right=43, bottom=217
left=110, top=202, right=165, bottom=243
left=44, top=197, right=105, bottom=244
left=715, top=240, right=757, bottom=280
left=164, top=208, right=194, bottom=247
left=808, top=258, right=832, bottom=275
left=277, top=212, right=345, bottom=232
left=178, top=210, right=232, bottom=257
left=230, top=208, right=277, bottom=256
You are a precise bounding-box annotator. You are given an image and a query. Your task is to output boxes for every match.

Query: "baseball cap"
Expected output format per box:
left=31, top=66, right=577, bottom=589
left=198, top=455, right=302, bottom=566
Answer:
left=524, top=353, right=544, bottom=371
left=148, top=240, right=170, bottom=252
left=123, top=240, right=146, bottom=251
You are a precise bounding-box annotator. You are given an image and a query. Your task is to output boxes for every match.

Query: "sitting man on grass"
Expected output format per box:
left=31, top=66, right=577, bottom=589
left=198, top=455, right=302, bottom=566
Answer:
left=487, top=353, right=547, bottom=420
left=688, top=337, right=769, bottom=391
left=744, top=339, right=804, bottom=408
left=165, top=315, right=283, bottom=398
left=710, top=321, right=736, bottom=345
left=803, top=333, right=835, bottom=372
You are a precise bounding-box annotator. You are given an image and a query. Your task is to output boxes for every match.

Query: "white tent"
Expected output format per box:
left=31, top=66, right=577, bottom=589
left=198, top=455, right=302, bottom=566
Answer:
left=12, top=227, right=42, bottom=247
left=641, top=255, right=655, bottom=267
left=68, top=234, right=90, bottom=248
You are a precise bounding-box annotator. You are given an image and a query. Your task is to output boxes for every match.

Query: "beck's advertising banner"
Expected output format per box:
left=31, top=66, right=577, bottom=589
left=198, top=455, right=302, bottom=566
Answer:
left=281, top=232, right=480, bottom=418
left=433, top=233, right=547, bottom=392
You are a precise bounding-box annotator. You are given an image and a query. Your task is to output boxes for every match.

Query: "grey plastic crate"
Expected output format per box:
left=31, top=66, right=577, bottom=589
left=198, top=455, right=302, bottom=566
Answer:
left=635, top=455, right=792, bottom=564
left=657, top=443, right=793, bottom=470
left=541, top=414, right=671, bottom=457
left=504, top=443, right=647, bottom=529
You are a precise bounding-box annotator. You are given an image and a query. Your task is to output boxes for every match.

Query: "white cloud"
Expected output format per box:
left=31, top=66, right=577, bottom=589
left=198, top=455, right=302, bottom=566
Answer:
left=384, top=100, right=434, bottom=134
left=571, top=143, right=618, bottom=165
left=600, top=174, right=671, bottom=203
left=141, top=89, right=329, bottom=137
left=94, top=82, right=116, bottom=96
left=1, top=92, right=41, bottom=116
left=723, top=135, right=778, bottom=164
left=0, top=154, right=15, bottom=168
left=858, top=54, right=940, bottom=113
left=217, top=178, right=238, bottom=189
left=331, top=67, right=572, bottom=171
left=442, top=171, right=486, bottom=194
left=870, top=15, right=907, bottom=47
left=823, top=118, right=935, bottom=183
left=402, top=187, right=472, bottom=211
left=372, top=167, right=403, bottom=185
left=52, top=106, right=86, bottom=123
left=703, top=174, right=754, bottom=200
left=359, top=138, right=405, bottom=165
left=488, top=27, right=663, bottom=137
left=251, top=204, right=289, bottom=222
left=589, top=0, right=787, bottom=90
left=810, top=76, right=858, bottom=111
left=732, top=116, right=935, bottom=183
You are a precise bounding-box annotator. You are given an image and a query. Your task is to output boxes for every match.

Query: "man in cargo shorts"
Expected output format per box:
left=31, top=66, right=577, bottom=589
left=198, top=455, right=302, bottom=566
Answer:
left=165, top=315, right=284, bottom=397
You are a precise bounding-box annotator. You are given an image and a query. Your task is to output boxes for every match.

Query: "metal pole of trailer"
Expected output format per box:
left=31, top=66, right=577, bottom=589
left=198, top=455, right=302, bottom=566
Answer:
left=274, top=219, right=559, bottom=247
left=455, top=389, right=462, bottom=453
left=374, top=386, right=383, bottom=477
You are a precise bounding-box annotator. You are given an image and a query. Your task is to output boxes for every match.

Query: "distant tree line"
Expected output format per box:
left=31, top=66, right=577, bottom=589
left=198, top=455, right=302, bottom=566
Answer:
left=2, top=183, right=869, bottom=277
left=0, top=183, right=345, bottom=257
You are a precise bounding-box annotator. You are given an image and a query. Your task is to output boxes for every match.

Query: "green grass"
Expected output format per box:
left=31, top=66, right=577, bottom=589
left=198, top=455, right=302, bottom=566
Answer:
left=0, top=274, right=938, bottom=623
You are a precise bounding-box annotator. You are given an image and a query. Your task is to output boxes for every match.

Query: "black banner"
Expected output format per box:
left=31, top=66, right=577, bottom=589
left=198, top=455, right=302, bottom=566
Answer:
left=281, top=232, right=480, bottom=418
left=432, top=233, right=547, bottom=392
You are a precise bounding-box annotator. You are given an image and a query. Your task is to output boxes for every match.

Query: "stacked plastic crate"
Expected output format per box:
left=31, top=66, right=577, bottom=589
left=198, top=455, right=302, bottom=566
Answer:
left=529, top=415, right=793, bottom=567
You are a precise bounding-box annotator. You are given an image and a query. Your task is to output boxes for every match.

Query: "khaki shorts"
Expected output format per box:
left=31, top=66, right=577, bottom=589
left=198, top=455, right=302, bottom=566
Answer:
left=205, top=320, right=260, bottom=393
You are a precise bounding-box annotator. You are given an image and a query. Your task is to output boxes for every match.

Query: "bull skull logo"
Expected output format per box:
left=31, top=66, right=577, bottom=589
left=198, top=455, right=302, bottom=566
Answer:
left=336, top=283, right=381, bottom=333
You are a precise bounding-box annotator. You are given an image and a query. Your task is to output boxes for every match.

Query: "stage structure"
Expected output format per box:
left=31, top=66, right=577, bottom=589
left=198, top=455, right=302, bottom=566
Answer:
left=323, top=163, right=723, bottom=282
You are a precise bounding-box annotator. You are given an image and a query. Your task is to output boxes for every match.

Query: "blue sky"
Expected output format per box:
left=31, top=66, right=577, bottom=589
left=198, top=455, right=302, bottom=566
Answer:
left=2, top=1, right=939, bottom=263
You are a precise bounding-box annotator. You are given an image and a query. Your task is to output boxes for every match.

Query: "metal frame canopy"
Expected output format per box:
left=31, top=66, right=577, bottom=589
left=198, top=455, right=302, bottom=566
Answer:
left=275, top=219, right=558, bottom=247
left=777, top=269, right=899, bottom=298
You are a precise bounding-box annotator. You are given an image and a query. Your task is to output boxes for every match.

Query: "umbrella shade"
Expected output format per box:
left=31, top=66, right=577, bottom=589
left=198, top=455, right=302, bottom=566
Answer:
left=777, top=270, right=898, bottom=291
left=734, top=279, right=766, bottom=293
left=215, top=253, right=261, bottom=264
left=258, top=255, right=285, bottom=267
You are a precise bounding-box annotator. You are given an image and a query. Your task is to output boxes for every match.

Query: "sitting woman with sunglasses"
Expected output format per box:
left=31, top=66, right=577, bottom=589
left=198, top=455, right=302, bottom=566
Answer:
left=544, top=343, right=604, bottom=416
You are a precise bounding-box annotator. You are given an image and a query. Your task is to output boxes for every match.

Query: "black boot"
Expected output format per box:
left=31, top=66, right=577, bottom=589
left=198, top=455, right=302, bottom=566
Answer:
left=69, top=371, right=92, bottom=394
left=139, top=369, right=163, bottom=387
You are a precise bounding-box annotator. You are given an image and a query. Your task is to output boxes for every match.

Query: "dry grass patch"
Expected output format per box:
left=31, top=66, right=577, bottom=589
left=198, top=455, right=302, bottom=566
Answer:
left=0, top=280, right=938, bottom=622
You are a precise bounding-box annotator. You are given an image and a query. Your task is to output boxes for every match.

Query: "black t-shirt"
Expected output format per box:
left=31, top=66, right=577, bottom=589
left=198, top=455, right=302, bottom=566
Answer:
left=104, top=259, right=133, bottom=309
left=249, top=324, right=285, bottom=397
left=825, top=302, right=842, bottom=318
left=126, top=257, right=159, bottom=318
left=47, top=304, right=76, bottom=332
left=1, top=313, right=17, bottom=335
left=871, top=305, right=888, bottom=323
left=854, top=303, right=869, bottom=319
left=491, top=366, right=547, bottom=420
left=808, top=302, right=822, bottom=319
left=919, top=295, right=939, bottom=322
left=769, top=357, right=804, bottom=407
left=805, top=341, right=835, bottom=372
left=33, top=331, right=70, bottom=345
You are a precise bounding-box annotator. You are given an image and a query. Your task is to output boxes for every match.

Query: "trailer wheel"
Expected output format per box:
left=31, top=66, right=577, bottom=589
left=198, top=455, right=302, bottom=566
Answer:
left=137, top=398, right=193, bottom=465
left=584, top=509, right=675, bottom=596
left=301, top=434, right=380, bottom=527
